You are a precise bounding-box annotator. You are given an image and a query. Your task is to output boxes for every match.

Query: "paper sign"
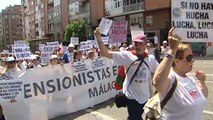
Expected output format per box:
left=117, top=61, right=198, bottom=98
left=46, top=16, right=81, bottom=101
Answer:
left=70, top=37, right=79, bottom=45
left=99, top=18, right=113, bottom=35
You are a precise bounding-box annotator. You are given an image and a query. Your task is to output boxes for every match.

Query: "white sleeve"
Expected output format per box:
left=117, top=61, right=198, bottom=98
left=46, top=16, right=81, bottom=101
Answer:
left=112, top=51, right=138, bottom=67
left=147, top=54, right=159, bottom=73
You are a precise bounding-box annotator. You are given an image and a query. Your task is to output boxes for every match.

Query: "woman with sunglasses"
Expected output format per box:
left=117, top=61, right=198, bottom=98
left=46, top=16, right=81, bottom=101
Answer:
left=152, top=27, right=208, bottom=120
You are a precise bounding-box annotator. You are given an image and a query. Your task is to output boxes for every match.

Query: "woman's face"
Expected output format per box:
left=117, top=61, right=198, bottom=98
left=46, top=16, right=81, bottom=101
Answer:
left=51, top=58, right=58, bottom=65
left=176, top=48, right=194, bottom=73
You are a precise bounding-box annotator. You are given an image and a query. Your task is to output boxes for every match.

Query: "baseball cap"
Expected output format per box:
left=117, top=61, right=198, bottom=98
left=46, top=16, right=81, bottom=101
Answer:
left=6, top=57, right=16, bottom=62
left=163, top=41, right=168, bottom=44
left=133, top=34, right=147, bottom=43
left=50, top=55, right=59, bottom=60
left=68, top=43, right=74, bottom=48
left=31, top=55, right=38, bottom=60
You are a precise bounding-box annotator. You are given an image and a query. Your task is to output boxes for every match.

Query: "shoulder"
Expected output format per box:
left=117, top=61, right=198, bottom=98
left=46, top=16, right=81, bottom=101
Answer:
left=112, top=51, right=137, bottom=59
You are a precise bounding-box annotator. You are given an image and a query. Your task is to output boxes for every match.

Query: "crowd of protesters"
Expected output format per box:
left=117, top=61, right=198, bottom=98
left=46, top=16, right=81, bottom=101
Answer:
left=0, top=27, right=209, bottom=120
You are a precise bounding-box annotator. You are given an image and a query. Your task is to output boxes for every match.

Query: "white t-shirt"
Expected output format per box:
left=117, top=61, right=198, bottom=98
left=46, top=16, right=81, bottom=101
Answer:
left=159, top=70, right=207, bottom=120
left=112, top=51, right=159, bottom=104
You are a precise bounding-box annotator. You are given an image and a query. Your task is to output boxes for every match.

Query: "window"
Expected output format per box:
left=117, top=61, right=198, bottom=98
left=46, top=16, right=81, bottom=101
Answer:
left=146, top=16, right=153, bottom=24
left=35, top=23, right=38, bottom=28
left=134, top=18, right=137, bottom=23
left=35, top=31, right=39, bottom=36
left=130, top=0, right=136, bottom=4
left=123, top=0, right=129, bottom=6
left=12, top=15, right=16, bottom=19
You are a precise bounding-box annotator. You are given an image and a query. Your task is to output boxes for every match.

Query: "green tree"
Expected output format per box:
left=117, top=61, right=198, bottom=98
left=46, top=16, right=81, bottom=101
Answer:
left=64, top=19, right=86, bottom=42
left=24, top=38, right=33, bottom=47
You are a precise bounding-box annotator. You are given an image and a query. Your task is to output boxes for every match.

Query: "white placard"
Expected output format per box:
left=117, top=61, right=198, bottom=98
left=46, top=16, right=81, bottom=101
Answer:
left=70, top=37, right=79, bottom=45
left=99, top=18, right=113, bottom=35
left=172, top=0, right=213, bottom=42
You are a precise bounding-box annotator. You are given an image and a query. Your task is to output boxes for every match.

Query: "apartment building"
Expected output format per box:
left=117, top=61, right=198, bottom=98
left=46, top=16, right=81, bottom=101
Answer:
left=104, top=0, right=144, bottom=43
left=0, top=5, right=23, bottom=51
left=68, top=0, right=104, bottom=39
left=47, top=0, right=69, bottom=42
left=22, top=0, right=50, bottom=50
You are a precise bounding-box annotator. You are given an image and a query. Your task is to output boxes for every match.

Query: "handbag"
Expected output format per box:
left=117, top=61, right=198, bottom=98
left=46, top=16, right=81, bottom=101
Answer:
left=114, top=58, right=144, bottom=108
left=144, top=77, right=178, bottom=120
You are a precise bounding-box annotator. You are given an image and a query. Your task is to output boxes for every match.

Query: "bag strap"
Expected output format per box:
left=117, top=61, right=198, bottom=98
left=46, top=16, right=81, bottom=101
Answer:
left=125, top=60, right=137, bottom=74
left=126, top=57, right=145, bottom=90
left=160, top=77, right=178, bottom=109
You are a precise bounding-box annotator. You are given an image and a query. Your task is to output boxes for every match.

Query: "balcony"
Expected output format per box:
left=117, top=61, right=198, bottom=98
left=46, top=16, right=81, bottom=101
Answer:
left=105, top=2, right=144, bottom=17
left=123, top=2, right=144, bottom=13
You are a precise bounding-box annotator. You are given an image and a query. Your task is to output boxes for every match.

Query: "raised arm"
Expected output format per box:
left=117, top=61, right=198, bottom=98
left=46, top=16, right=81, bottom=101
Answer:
left=153, top=27, right=181, bottom=94
left=94, top=28, right=113, bottom=59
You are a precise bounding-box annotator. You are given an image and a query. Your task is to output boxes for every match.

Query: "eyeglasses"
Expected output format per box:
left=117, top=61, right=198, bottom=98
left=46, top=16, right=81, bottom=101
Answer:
left=184, top=54, right=194, bottom=62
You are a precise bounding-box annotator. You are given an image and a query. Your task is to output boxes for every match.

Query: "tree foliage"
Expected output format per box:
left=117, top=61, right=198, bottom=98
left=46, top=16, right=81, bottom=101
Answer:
left=64, top=19, right=86, bottom=42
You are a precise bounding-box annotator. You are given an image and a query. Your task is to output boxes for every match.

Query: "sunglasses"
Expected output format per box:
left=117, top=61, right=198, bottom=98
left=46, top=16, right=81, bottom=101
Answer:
left=184, top=54, right=194, bottom=62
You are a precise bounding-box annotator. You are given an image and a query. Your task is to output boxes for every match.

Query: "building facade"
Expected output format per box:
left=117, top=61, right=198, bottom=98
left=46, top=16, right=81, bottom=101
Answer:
left=68, top=0, right=104, bottom=39
left=47, top=0, right=69, bottom=42
left=144, top=0, right=171, bottom=45
left=104, top=0, right=145, bottom=44
left=0, top=5, right=23, bottom=51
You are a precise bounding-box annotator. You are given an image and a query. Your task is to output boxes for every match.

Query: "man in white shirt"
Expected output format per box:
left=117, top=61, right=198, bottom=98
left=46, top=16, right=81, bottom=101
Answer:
left=94, top=28, right=159, bottom=120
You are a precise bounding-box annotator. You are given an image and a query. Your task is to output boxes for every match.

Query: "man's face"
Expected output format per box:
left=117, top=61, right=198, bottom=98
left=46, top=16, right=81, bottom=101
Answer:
left=7, top=61, right=17, bottom=69
left=133, top=41, right=147, bottom=52
left=68, top=47, right=74, bottom=52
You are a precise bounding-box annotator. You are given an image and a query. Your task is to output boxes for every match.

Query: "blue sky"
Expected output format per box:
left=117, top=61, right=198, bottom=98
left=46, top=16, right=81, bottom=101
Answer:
left=0, top=0, right=21, bottom=12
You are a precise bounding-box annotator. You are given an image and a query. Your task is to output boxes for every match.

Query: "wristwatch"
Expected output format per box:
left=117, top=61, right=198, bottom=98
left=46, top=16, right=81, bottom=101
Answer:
left=165, top=53, right=175, bottom=58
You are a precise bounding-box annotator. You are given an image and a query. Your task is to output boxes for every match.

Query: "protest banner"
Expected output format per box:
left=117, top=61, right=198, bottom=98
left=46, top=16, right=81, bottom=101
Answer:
left=99, top=18, right=113, bottom=35
left=172, top=0, right=213, bottom=42
left=109, top=20, right=128, bottom=44
left=0, top=57, right=120, bottom=120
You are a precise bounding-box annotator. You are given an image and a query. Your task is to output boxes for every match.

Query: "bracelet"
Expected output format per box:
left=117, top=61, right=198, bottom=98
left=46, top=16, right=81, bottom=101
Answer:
left=165, top=53, right=175, bottom=58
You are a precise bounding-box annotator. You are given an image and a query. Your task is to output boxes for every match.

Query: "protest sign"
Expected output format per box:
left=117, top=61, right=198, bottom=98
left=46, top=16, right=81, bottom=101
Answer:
left=172, top=0, right=213, bottom=42
left=13, top=47, right=31, bottom=60
left=70, top=37, right=79, bottom=45
left=99, top=18, right=113, bottom=35
left=109, top=21, right=128, bottom=44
